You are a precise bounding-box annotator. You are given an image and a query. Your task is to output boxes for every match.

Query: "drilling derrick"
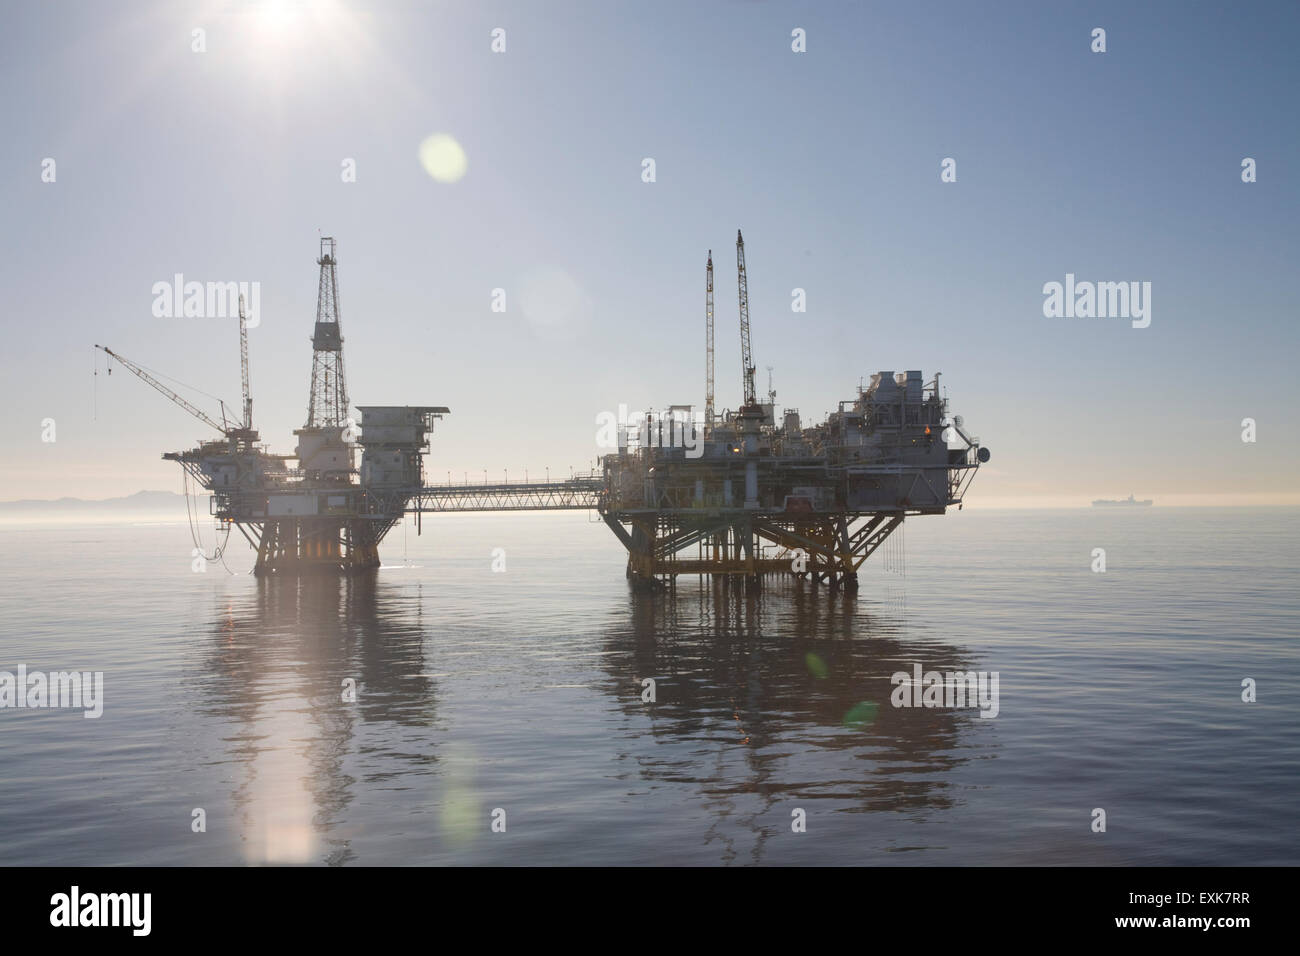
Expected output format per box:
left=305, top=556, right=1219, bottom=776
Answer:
left=306, top=238, right=349, bottom=430
left=262, top=237, right=369, bottom=573
left=295, top=237, right=353, bottom=484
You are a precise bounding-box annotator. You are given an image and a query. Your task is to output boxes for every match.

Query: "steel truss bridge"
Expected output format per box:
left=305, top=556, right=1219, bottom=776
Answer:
left=403, top=478, right=604, bottom=513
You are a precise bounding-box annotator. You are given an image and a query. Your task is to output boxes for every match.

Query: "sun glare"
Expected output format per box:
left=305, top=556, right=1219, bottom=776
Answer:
left=253, top=0, right=299, bottom=39
left=247, top=0, right=348, bottom=47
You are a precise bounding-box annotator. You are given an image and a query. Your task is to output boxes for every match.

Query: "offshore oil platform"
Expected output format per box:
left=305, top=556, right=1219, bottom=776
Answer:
left=97, top=238, right=455, bottom=575
left=596, top=231, right=987, bottom=592
left=98, top=232, right=986, bottom=592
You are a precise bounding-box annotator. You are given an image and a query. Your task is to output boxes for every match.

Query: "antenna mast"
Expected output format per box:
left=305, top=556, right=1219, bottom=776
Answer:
left=705, top=250, right=715, bottom=428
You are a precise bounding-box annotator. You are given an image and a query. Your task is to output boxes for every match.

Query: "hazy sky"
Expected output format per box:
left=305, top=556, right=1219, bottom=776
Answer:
left=3, top=0, right=1297, bottom=506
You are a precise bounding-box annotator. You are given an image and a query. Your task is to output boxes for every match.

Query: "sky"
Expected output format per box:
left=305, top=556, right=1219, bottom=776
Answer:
left=2, top=0, right=1298, bottom=506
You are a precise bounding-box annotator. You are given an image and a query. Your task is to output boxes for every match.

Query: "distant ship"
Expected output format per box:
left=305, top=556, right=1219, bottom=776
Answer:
left=1092, top=494, right=1152, bottom=507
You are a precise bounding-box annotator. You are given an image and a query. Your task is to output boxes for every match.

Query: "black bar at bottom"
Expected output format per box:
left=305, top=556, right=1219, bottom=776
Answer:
left=1, top=866, right=1282, bottom=941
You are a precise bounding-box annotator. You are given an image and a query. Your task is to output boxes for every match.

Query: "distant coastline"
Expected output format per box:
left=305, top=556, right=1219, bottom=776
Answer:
left=0, top=491, right=194, bottom=511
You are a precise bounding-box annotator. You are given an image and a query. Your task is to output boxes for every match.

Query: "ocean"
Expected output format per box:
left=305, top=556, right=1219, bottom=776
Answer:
left=1, top=507, right=1296, bottom=865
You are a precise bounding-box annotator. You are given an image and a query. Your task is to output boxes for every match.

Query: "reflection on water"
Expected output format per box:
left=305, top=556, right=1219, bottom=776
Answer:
left=196, top=573, right=440, bottom=865
left=6, top=511, right=1293, bottom=865
left=191, top=571, right=988, bottom=865
left=598, top=581, right=982, bottom=864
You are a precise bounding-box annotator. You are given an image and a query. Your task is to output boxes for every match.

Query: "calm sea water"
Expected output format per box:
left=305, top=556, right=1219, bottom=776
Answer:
left=0, top=507, right=1296, bottom=866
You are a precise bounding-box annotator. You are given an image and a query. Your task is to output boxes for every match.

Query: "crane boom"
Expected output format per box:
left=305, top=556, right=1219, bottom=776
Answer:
left=736, top=229, right=756, bottom=406
left=705, top=250, right=714, bottom=428
left=93, top=345, right=228, bottom=436
left=238, top=293, right=252, bottom=430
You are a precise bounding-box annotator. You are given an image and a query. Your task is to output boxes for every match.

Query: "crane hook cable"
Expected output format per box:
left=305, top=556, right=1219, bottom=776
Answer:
left=101, top=347, right=236, bottom=411
left=182, top=467, right=233, bottom=572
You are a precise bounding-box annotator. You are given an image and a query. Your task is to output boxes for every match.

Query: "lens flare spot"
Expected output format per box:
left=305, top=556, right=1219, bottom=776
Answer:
left=843, top=701, right=878, bottom=728
left=805, top=652, right=828, bottom=679
left=517, top=267, right=591, bottom=329
left=419, top=133, right=468, bottom=183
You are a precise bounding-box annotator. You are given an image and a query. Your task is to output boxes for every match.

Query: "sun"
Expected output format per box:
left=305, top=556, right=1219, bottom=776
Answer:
left=265, top=1, right=297, bottom=33
left=248, top=0, right=347, bottom=45
left=253, top=0, right=299, bottom=38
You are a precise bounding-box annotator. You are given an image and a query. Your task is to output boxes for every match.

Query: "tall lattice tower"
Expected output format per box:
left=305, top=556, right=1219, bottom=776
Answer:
left=307, top=237, right=349, bottom=428
left=295, top=237, right=354, bottom=481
